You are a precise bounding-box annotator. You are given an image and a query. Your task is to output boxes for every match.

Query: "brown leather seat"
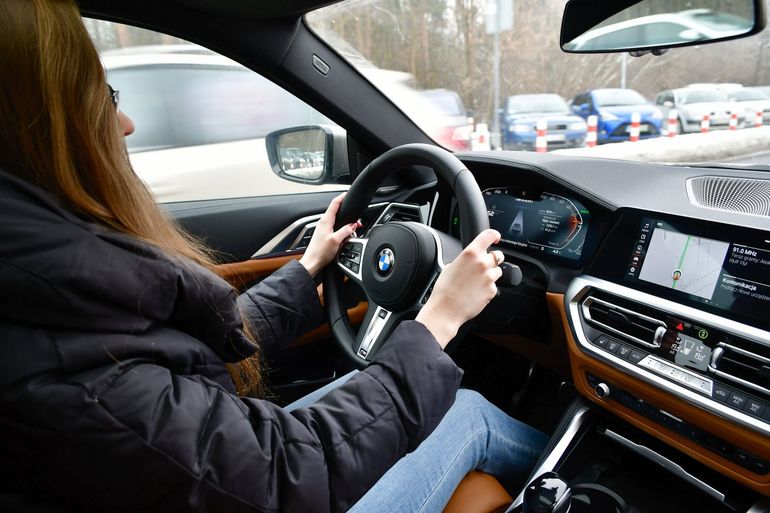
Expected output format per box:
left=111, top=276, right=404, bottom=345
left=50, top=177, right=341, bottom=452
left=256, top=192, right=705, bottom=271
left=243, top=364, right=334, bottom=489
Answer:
left=443, top=471, right=513, bottom=513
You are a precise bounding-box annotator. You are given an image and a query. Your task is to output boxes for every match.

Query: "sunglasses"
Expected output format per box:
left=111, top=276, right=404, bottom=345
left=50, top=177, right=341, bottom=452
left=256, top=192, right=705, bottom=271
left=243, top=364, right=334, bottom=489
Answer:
left=108, top=84, right=120, bottom=111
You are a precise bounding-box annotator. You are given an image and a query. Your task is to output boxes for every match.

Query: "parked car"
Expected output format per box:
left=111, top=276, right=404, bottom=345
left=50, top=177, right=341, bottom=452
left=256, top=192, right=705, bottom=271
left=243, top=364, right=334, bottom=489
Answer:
left=500, top=94, right=587, bottom=150
left=654, top=88, right=745, bottom=133
left=419, top=89, right=473, bottom=151
left=727, top=87, right=770, bottom=123
left=571, top=89, right=662, bottom=144
left=687, top=82, right=744, bottom=91
left=754, top=85, right=770, bottom=97
left=281, top=148, right=308, bottom=169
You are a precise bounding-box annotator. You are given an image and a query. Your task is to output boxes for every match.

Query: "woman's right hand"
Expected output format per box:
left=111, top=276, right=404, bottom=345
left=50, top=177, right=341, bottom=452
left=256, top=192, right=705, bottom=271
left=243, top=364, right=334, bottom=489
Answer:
left=415, top=229, right=504, bottom=348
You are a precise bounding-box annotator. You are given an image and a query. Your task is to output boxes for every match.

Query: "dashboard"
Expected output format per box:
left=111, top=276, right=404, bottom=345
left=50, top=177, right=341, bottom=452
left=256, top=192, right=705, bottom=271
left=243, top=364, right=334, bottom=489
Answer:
left=444, top=152, right=770, bottom=498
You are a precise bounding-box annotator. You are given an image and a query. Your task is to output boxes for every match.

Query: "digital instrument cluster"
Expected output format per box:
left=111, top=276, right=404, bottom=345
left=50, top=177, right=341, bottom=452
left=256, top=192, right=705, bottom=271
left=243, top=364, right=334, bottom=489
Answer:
left=479, top=187, right=591, bottom=261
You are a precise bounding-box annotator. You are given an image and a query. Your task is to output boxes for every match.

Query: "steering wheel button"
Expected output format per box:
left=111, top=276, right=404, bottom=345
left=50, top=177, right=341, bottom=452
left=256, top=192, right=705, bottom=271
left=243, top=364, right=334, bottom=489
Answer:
left=351, top=263, right=359, bottom=273
left=378, top=309, right=388, bottom=319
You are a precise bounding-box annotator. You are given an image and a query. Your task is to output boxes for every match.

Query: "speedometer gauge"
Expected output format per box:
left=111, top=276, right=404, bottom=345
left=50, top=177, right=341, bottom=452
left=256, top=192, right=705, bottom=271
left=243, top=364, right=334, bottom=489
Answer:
left=483, top=187, right=591, bottom=261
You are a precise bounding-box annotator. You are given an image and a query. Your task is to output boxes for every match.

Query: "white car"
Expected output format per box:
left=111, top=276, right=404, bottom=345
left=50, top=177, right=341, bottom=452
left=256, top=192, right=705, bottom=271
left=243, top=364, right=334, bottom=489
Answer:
left=655, top=88, right=746, bottom=133
left=103, top=48, right=343, bottom=202
left=727, top=87, right=770, bottom=124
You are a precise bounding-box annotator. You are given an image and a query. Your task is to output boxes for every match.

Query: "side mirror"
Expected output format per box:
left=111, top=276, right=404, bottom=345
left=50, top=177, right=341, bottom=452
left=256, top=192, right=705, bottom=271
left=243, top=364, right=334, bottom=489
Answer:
left=265, top=125, right=349, bottom=185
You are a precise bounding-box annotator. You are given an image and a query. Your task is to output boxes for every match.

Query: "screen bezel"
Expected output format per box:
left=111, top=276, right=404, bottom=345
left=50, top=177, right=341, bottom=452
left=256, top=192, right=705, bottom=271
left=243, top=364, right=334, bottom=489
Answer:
left=588, top=208, right=770, bottom=332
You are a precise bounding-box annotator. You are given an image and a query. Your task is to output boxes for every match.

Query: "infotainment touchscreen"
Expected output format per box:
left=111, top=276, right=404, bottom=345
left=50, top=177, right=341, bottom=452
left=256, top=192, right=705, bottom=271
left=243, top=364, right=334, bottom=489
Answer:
left=626, top=218, right=770, bottom=321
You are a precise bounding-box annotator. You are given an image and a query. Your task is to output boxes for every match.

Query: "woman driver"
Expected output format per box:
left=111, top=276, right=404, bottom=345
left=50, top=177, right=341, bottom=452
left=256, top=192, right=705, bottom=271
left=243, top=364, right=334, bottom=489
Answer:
left=0, top=1, right=546, bottom=512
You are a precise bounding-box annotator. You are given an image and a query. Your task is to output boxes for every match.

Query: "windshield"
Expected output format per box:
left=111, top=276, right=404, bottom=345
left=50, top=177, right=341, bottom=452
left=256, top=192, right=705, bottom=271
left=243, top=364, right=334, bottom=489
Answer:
left=307, top=0, right=770, bottom=166
left=594, top=89, right=647, bottom=107
left=729, top=88, right=770, bottom=101
left=507, top=95, right=568, bottom=114
left=680, top=90, right=728, bottom=104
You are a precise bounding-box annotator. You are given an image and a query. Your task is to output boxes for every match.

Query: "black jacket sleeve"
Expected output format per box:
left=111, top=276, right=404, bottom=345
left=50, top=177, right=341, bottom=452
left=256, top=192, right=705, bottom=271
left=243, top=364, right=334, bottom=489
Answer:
left=237, top=260, right=326, bottom=356
left=12, top=321, right=461, bottom=513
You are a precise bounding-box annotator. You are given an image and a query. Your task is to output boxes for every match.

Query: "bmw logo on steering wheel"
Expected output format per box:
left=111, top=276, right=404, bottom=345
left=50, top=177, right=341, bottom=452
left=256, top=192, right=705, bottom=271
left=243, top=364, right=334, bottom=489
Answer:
left=377, top=248, right=395, bottom=276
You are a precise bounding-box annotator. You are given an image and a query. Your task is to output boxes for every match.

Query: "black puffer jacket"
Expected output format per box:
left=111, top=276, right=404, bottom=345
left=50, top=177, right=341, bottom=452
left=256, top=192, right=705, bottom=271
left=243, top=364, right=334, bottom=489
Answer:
left=0, top=170, right=463, bottom=513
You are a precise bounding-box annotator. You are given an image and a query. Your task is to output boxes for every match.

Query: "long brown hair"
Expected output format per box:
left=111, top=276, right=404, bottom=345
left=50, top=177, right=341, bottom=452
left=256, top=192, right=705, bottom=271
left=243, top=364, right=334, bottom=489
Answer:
left=0, top=0, right=263, bottom=396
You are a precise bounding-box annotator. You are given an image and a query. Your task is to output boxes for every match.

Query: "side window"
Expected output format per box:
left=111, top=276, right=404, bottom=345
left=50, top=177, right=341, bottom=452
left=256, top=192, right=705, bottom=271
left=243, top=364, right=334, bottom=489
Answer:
left=86, top=20, right=348, bottom=203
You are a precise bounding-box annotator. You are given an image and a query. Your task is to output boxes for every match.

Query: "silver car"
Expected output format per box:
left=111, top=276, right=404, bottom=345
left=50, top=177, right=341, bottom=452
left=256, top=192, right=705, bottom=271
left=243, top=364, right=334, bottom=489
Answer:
left=655, top=88, right=745, bottom=133
left=727, top=87, right=770, bottom=124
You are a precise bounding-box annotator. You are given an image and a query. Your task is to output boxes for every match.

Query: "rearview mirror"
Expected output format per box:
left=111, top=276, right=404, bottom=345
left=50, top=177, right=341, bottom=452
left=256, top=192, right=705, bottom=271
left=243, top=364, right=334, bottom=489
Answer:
left=265, top=125, right=349, bottom=185
left=561, top=0, right=765, bottom=53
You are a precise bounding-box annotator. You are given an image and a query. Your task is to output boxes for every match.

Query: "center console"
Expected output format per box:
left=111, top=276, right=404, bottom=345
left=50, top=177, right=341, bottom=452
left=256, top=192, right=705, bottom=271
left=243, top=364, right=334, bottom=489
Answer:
left=505, top=399, right=770, bottom=513
left=525, top=207, right=770, bottom=510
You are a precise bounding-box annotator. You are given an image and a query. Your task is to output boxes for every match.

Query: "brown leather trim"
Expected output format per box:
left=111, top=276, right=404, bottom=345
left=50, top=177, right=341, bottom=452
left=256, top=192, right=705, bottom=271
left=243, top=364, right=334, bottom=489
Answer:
left=548, top=292, right=770, bottom=495
left=216, top=255, right=301, bottom=289
left=292, top=301, right=368, bottom=348
left=442, top=471, right=512, bottom=513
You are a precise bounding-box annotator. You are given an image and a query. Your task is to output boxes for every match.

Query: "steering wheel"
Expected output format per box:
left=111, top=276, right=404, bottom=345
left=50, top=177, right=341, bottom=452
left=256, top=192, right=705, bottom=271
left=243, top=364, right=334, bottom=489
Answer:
left=323, top=143, right=489, bottom=369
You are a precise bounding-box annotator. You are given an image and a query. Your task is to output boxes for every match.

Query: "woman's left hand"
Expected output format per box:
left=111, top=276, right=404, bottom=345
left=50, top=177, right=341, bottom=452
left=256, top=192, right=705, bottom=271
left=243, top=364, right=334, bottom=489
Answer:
left=299, top=193, right=362, bottom=278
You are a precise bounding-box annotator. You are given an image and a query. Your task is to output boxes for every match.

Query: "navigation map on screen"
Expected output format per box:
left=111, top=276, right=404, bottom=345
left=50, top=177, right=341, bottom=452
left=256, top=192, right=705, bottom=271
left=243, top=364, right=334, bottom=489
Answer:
left=638, top=228, right=730, bottom=300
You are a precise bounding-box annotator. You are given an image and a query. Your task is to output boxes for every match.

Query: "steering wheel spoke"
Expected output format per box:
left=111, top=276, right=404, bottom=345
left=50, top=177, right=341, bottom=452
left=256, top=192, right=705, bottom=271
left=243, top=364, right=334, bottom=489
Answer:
left=354, top=302, right=414, bottom=361
left=335, top=237, right=368, bottom=286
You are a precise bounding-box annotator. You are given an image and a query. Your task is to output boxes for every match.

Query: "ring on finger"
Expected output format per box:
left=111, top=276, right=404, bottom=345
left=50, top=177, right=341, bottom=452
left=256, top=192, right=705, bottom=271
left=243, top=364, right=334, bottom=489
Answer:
left=490, top=250, right=504, bottom=266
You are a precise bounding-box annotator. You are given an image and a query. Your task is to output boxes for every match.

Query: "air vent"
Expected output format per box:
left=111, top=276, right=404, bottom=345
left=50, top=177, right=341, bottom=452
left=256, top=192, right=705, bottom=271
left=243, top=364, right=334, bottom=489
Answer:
left=376, top=204, right=422, bottom=225
left=388, top=209, right=421, bottom=223
left=687, top=176, right=770, bottom=217
left=710, top=341, right=770, bottom=397
left=582, top=296, right=667, bottom=349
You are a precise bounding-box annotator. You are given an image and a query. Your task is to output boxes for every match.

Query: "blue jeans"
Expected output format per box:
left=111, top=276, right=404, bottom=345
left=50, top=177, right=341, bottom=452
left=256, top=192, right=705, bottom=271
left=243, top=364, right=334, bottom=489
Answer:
left=286, top=374, right=548, bottom=513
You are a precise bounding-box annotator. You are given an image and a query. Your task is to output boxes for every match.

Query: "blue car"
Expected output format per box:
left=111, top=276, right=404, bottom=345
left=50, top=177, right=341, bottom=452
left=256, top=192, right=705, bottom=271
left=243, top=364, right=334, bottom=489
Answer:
left=500, top=94, right=587, bottom=150
left=570, top=88, right=663, bottom=143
